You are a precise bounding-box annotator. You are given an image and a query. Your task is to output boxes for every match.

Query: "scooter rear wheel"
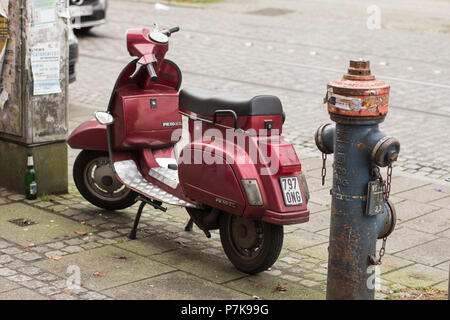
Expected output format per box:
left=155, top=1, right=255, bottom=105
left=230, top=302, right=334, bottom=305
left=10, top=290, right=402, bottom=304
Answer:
left=219, top=213, right=283, bottom=274
left=73, top=150, right=138, bottom=210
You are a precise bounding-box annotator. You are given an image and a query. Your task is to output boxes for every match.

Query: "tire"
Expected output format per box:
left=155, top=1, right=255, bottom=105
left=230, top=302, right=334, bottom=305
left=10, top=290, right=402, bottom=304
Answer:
left=219, top=213, right=284, bottom=274
left=73, top=150, right=137, bottom=210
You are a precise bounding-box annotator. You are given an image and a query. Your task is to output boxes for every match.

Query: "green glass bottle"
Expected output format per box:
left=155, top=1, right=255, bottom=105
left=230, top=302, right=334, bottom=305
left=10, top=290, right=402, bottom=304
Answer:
left=25, top=154, right=37, bottom=200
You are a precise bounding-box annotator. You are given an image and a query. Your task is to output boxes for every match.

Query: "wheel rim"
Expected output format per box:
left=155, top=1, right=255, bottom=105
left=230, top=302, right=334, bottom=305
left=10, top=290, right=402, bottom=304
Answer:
left=83, top=156, right=130, bottom=202
left=228, top=215, right=264, bottom=259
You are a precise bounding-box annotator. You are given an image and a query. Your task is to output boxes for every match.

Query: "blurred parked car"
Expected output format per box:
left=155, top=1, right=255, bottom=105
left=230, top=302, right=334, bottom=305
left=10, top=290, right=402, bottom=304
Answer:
left=69, top=0, right=107, bottom=32
left=69, top=27, right=79, bottom=83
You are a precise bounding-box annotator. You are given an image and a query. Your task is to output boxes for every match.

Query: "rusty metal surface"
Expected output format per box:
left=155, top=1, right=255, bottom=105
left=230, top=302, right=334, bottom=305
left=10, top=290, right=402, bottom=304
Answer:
left=325, top=60, right=390, bottom=119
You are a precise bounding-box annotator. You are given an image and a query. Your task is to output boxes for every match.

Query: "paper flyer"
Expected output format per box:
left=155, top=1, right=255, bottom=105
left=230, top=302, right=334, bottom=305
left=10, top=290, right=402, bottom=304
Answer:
left=32, top=0, right=57, bottom=29
left=0, top=0, right=8, bottom=79
left=31, top=41, right=61, bottom=95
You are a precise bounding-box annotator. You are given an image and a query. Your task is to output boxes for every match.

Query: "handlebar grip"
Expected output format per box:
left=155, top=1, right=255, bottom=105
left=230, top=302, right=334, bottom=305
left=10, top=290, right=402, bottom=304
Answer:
left=168, top=26, right=180, bottom=34
left=146, top=63, right=158, bottom=82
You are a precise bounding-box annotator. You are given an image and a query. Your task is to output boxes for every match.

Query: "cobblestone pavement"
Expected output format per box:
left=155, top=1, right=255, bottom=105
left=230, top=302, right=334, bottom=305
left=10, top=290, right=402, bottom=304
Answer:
left=0, top=0, right=449, bottom=300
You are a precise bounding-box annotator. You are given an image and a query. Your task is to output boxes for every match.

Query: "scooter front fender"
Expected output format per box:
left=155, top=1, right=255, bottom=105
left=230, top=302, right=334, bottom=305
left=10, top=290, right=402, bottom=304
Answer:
left=67, top=119, right=108, bottom=151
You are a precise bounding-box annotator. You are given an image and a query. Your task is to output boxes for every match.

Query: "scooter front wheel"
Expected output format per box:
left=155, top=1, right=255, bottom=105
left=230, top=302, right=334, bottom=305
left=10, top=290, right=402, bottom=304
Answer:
left=73, top=150, right=138, bottom=210
left=219, top=213, right=283, bottom=274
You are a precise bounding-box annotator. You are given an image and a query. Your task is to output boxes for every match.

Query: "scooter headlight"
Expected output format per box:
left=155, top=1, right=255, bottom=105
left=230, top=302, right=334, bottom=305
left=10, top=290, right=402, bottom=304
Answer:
left=241, top=179, right=263, bottom=206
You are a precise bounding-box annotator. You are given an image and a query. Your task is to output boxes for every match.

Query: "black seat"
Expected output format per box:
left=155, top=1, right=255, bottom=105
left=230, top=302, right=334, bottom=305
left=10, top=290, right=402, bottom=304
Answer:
left=179, top=88, right=283, bottom=118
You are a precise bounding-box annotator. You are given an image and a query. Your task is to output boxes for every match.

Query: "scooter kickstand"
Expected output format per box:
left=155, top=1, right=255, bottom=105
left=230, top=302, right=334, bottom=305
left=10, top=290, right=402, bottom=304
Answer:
left=184, top=218, right=194, bottom=232
left=129, top=196, right=167, bottom=240
left=129, top=201, right=145, bottom=240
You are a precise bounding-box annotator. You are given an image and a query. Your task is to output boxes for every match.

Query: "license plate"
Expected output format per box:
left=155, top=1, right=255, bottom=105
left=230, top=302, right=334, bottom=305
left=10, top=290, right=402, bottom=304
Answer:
left=280, top=176, right=303, bottom=206
left=70, top=5, right=94, bottom=17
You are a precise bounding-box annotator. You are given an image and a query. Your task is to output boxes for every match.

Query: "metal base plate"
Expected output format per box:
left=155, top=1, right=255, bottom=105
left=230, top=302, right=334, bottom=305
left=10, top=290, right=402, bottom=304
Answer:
left=114, top=160, right=196, bottom=207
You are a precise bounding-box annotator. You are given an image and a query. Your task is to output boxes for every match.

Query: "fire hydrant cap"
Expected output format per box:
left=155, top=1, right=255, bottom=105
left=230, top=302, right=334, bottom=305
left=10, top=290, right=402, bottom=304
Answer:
left=326, top=60, right=390, bottom=120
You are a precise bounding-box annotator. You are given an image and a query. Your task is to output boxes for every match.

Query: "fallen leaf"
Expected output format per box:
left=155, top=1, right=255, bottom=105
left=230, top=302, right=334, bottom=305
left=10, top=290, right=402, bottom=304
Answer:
left=113, top=255, right=127, bottom=260
left=284, top=230, right=295, bottom=234
left=253, top=282, right=263, bottom=288
left=51, top=255, right=62, bottom=261
left=273, top=283, right=288, bottom=292
left=93, top=272, right=104, bottom=277
left=80, top=221, right=86, bottom=225
left=409, top=274, right=425, bottom=279
left=252, top=295, right=261, bottom=300
left=74, top=231, right=87, bottom=237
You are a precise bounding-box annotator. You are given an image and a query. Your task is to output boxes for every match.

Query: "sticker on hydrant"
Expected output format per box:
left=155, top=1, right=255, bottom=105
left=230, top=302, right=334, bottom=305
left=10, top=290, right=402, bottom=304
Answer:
left=329, top=93, right=362, bottom=111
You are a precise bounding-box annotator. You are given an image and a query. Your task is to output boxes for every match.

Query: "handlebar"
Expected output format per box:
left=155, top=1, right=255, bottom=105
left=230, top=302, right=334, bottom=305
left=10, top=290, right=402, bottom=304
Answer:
left=163, top=26, right=180, bottom=37
left=146, top=63, right=158, bottom=82
left=130, top=62, right=158, bottom=82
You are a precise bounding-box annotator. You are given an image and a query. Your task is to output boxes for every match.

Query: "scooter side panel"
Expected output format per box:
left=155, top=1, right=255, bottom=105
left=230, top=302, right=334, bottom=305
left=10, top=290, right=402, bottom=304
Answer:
left=67, top=119, right=107, bottom=150
left=178, top=148, right=246, bottom=215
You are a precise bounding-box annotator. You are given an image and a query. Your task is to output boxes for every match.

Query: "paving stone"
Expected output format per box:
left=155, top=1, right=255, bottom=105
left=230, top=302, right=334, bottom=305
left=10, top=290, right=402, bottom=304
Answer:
left=15, top=251, right=42, bottom=261
left=0, top=254, right=13, bottom=264
left=279, top=256, right=300, bottom=264
left=396, top=185, right=449, bottom=203
left=394, top=200, right=440, bottom=223
left=5, top=260, right=26, bottom=269
left=45, top=250, right=68, bottom=258
left=383, top=264, right=448, bottom=288
left=31, top=246, right=52, bottom=253
left=0, top=277, right=20, bottom=293
left=98, top=231, right=120, bottom=239
left=0, top=268, right=17, bottom=276
left=37, top=286, right=61, bottom=296
left=81, top=242, right=103, bottom=250
left=52, top=293, right=79, bottom=300
left=21, top=279, right=46, bottom=289
left=0, top=240, right=11, bottom=249
left=79, top=291, right=107, bottom=300
left=401, top=209, right=450, bottom=234
left=7, top=274, right=32, bottom=282
left=300, top=279, right=320, bottom=288
left=64, top=238, right=85, bottom=246
left=284, top=229, right=328, bottom=251
left=304, top=272, right=327, bottom=282
left=1, top=247, right=24, bottom=255
left=382, top=227, right=438, bottom=254
left=17, top=266, right=42, bottom=276
left=51, top=279, right=68, bottom=289
left=36, top=273, right=59, bottom=282
left=262, top=269, right=282, bottom=277
left=394, top=238, right=450, bottom=267
left=97, top=238, right=117, bottom=245
left=102, top=271, right=250, bottom=300
left=0, top=287, right=49, bottom=300
left=35, top=246, right=175, bottom=291
left=62, top=246, right=84, bottom=254
left=47, top=241, right=66, bottom=249
left=0, top=204, right=94, bottom=246
left=279, top=274, right=302, bottom=282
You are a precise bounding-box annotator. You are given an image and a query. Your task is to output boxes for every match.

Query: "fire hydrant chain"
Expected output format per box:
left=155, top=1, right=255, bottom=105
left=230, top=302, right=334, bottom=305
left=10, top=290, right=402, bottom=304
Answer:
left=321, top=152, right=327, bottom=186
left=370, top=165, right=394, bottom=265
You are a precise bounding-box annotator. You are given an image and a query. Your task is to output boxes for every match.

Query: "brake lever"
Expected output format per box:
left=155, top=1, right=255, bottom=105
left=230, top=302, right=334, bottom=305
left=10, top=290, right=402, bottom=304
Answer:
left=130, top=62, right=143, bottom=79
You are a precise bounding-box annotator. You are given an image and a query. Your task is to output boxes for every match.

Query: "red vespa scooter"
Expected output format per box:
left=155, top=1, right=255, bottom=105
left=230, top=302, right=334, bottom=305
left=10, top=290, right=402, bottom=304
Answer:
left=68, top=25, right=310, bottom=274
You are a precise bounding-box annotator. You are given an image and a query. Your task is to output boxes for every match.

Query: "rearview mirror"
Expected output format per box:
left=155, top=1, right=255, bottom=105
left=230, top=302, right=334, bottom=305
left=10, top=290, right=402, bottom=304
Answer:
left=94, top=111, right=114, bottom=125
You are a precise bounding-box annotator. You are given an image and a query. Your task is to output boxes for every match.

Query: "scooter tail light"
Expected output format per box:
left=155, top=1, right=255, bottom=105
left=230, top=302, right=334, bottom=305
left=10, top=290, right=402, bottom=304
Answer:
left=279, top=163, right=302, bottom=174
left=241, top=179, right=264, bottom=206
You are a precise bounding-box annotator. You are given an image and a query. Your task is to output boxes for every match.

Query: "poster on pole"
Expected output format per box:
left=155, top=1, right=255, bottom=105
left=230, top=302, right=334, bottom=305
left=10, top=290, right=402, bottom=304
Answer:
left=0, top=0, right=8, bottom=79
left=31, top=42, right=61, bottom=95
left=32, top=0, right=57, bottom=29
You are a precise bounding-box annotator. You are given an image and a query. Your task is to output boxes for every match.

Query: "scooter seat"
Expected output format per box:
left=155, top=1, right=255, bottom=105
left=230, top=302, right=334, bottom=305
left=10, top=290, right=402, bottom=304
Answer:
left=179, top=88, right=283, bottom=118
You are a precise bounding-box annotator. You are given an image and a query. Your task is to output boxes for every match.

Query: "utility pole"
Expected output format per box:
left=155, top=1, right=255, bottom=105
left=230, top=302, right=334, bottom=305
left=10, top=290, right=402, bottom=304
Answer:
left=0, top=0, right=69, bottom=195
